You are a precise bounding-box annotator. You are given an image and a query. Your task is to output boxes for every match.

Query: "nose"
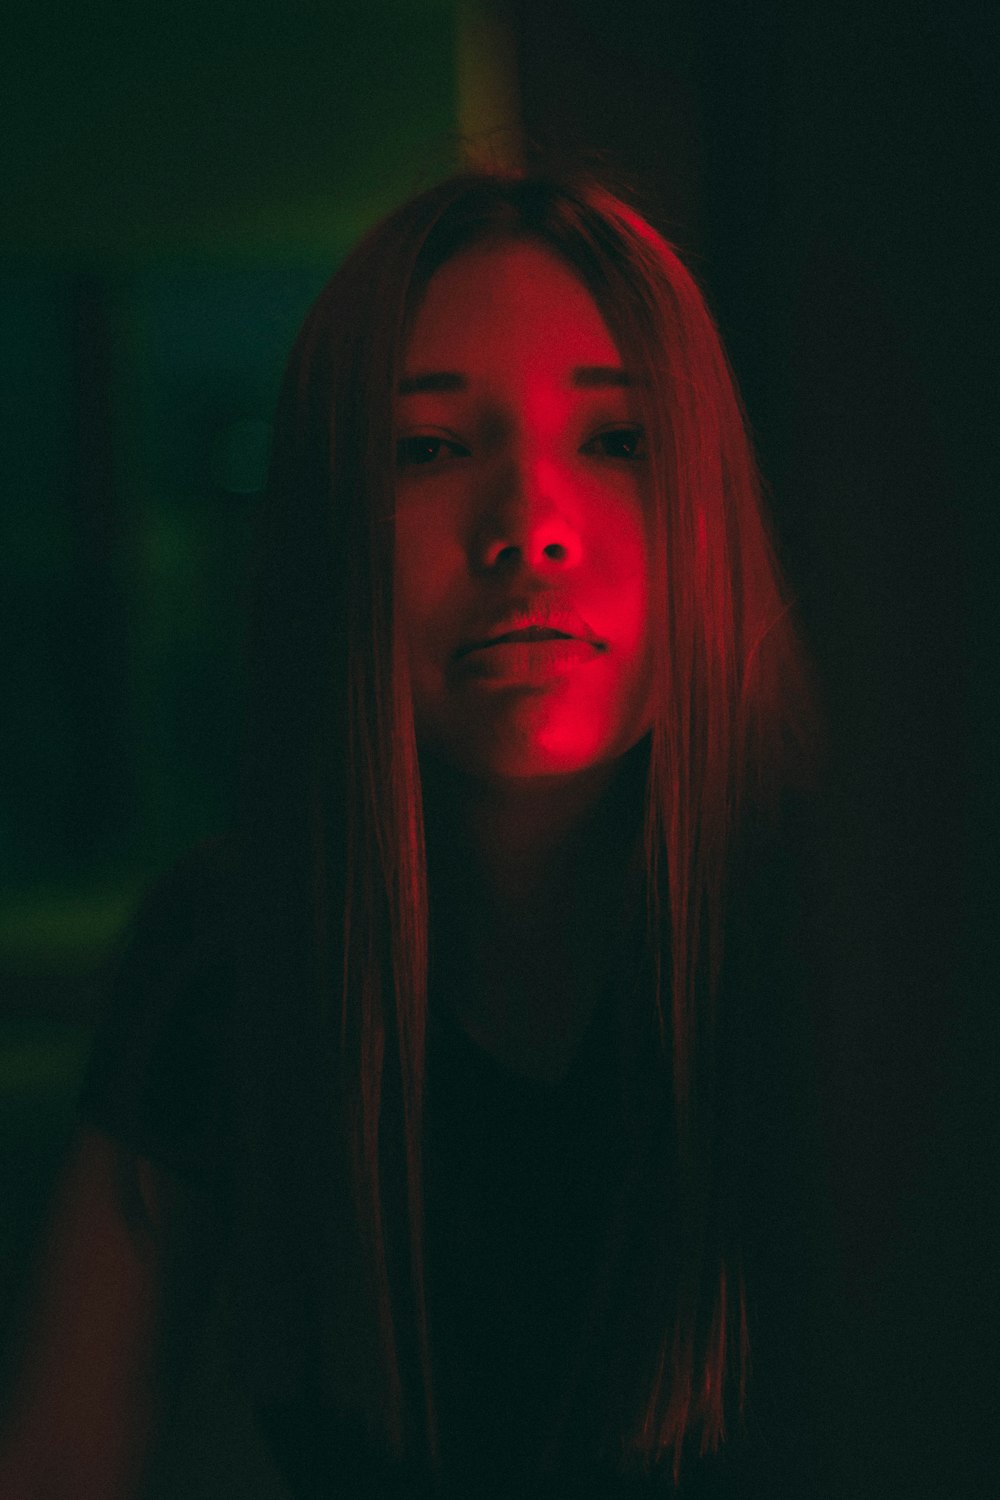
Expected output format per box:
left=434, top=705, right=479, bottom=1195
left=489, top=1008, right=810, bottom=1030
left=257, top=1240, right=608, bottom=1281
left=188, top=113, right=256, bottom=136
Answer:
left=475, top=451, right=583, bottom=573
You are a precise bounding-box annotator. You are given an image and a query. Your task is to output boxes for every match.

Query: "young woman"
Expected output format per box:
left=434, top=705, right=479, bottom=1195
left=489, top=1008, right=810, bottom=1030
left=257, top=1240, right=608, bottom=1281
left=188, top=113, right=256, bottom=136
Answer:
left=1, top=169, right=826, bottom=1497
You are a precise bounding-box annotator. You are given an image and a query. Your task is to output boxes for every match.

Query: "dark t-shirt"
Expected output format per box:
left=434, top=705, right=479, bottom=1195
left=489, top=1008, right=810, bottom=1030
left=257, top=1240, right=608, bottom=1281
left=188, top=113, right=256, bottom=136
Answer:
left=76, top=811, right=828, bottom=1498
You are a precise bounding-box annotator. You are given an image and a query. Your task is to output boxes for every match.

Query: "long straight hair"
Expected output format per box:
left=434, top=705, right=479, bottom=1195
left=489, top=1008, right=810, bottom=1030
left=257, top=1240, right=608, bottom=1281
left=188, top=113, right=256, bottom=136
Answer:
left=231, top=168, right=822, bottom=1486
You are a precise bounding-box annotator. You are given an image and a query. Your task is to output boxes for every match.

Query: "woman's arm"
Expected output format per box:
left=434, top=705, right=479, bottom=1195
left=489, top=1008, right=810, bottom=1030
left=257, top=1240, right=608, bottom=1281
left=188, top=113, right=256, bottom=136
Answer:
left=0, top=1126, right=200, bottom=1499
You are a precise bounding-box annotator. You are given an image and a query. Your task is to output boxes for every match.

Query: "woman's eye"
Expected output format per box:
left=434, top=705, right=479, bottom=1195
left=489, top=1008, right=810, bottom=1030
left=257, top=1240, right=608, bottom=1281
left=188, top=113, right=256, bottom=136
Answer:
left=396, top=435, right=469, bottom=468
left=583, top=426, right=646, bottom=461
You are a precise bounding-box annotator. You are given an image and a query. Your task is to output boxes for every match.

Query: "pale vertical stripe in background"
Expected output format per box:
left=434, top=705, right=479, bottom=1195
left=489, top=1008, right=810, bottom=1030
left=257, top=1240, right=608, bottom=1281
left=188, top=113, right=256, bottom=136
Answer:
left=455, top=0, right=524, bottom=171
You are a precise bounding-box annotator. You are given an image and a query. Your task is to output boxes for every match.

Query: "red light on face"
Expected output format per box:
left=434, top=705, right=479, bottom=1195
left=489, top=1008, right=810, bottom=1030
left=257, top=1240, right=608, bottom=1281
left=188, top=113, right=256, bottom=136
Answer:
left=395, top=240, right=655, bottom=781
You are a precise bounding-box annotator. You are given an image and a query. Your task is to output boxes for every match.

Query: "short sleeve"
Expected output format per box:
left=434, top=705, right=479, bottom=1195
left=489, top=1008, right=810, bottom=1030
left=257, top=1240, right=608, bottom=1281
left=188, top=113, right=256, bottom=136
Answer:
left=76, top=832, right=241, bottom=1196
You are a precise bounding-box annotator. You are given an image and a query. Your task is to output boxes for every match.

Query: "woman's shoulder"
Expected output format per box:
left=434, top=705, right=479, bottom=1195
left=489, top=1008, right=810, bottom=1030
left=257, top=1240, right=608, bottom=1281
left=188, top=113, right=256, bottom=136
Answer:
left=95, top=831, right=246, bottom=1050
left=75, top=830, right=246, bottom=1188
left=127, top=828, right=245, bottom=932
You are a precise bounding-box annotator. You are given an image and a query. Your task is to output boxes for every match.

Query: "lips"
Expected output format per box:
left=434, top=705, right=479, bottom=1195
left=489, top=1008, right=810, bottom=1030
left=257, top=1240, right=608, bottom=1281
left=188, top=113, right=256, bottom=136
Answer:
left=456, top=633, right=600, bottom=684
left=474, top=627, right=574, bottom=648
left=457, top=619, right=604, bottom=659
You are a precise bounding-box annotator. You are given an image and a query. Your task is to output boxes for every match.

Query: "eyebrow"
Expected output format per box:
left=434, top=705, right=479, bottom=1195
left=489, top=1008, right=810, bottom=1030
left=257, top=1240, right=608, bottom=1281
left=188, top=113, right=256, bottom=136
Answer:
left=572, top=365, right=635, bottom=389
left=396, top=365, right=635, bottom=396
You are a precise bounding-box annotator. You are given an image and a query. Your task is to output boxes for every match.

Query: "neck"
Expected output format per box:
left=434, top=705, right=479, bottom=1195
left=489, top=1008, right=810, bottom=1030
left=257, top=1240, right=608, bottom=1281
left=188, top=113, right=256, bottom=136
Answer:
left=422, top=740, right=647, bottom=965
left=420, top=744, right=647, bottom=1082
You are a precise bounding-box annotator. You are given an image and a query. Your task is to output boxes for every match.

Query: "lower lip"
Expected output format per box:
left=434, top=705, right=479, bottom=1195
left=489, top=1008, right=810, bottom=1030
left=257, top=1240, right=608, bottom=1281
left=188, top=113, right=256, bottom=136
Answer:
left=456, top=638, right=602, bottom=684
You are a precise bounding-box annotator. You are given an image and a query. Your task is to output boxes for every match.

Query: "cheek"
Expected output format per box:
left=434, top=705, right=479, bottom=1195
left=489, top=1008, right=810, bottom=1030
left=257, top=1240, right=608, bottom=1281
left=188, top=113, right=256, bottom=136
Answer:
left=394, top=512, right=440, bottom=631
left=393, top=511, right=458, bottom=694
left=604, top=521, right=652, bottom=652
left=608, top=527, right=656, bottom=728
left=608, top=561, right=648, bottom=643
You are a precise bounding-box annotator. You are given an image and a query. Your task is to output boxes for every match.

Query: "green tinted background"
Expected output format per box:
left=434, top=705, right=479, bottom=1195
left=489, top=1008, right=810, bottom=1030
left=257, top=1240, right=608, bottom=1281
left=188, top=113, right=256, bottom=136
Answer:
left=1, top=0, right=460, bottom=957
left=0, top=0, right=463, bottom=1430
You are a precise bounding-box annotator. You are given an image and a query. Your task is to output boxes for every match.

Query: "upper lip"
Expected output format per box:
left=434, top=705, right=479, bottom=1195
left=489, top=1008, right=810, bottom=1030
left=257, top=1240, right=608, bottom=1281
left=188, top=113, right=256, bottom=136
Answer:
left=456, top=603, right=604, bottom=659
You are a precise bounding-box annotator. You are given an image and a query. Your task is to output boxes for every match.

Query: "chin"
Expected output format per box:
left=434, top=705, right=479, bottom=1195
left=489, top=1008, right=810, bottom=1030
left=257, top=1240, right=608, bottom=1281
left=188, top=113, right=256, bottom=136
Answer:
left=450, top=725, right=626, bottom=782
left=417, top=695, right=652, bottom=785
left=475, top=753, right=605, bottom=781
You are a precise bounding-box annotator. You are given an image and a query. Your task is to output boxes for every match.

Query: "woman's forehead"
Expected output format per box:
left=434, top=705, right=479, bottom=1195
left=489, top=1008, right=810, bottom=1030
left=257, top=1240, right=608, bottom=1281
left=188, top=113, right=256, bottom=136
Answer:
left=403, top=240, right=625, bottom=377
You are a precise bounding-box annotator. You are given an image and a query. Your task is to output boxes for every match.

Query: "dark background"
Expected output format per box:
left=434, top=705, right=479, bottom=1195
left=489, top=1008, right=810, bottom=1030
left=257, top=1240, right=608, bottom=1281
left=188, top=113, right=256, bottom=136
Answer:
left=1, top=2, right=994, bottom=1495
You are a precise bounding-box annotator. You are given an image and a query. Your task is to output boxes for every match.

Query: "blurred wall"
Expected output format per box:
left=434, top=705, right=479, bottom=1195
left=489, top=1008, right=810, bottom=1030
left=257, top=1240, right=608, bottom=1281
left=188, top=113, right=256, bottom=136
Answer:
left=1, top=0, right=461, bottom=975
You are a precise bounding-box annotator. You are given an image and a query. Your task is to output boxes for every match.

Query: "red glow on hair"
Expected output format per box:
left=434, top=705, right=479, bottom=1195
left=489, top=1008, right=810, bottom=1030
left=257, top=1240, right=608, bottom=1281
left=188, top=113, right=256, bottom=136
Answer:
left=234, top=166, right=823, bottom=1488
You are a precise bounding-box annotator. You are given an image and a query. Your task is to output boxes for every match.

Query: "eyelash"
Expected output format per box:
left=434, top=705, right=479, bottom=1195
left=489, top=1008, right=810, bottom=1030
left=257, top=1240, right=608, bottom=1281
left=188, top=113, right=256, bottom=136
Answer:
left=395, top=426, right=647, bottom=470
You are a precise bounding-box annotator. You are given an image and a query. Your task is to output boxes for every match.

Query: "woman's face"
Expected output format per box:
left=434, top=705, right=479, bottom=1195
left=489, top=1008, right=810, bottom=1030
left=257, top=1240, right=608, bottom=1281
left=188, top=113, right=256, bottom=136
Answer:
left=393, top=238, right=655, bottom=781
